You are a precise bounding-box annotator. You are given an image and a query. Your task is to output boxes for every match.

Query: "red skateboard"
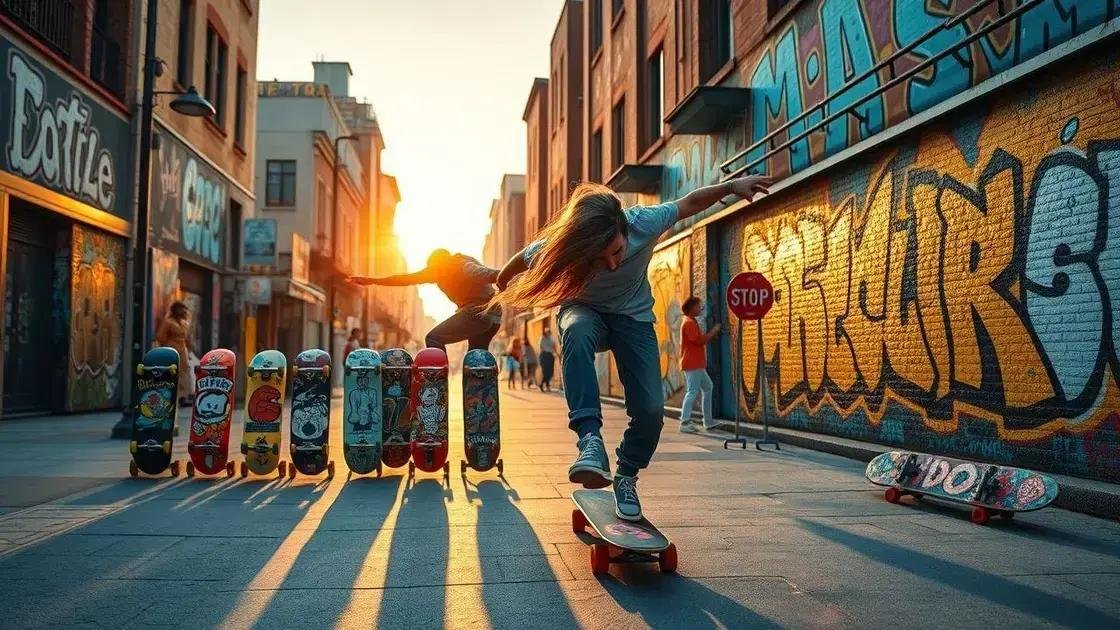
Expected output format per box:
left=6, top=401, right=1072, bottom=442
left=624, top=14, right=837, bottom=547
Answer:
left=186, top=348, right=237, bottom=478
left=408, top=348, right=449, bottom=480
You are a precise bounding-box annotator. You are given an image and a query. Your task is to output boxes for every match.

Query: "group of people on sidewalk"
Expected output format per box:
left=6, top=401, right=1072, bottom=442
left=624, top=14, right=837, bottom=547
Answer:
left=499, top=332, right=556, bottom=391
left=350, top=174, right=770, bottom=522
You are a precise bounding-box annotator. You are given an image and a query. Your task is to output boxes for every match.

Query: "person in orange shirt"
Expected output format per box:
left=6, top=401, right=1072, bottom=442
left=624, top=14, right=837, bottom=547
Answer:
left=679, top=296, right=721, bottom=432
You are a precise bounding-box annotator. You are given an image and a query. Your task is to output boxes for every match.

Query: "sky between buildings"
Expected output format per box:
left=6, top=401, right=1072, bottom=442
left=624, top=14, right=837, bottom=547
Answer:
left=256, top=0, right=559, bottom=320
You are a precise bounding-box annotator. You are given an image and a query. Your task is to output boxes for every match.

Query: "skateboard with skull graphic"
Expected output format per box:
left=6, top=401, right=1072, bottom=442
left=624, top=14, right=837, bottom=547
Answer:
left=186, top=348, right=237, bottom=478
left=241, top=349, right=288, bottom=478
left=129, top=346, right=182, bottom=478
left=571, top=489, right=676, bottom=576
left=343, top=348, right=382, bottom=475
left=408, top=347, right=449, bottom=480
left=865, top=451, right=1059, bottom=524
left=289, top=349, right=334, bottom=479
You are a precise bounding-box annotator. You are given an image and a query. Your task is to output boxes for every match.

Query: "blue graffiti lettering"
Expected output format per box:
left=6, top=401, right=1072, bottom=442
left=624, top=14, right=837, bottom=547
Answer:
left=820, top=0, right=884, bottom=155
left=180, top=157, right=225, bottom=265
left=893, top=0, right=972, bottom=115
left=749, top=26, right=810, bottom=173
left=1018, top=0, right=1110, bottom=61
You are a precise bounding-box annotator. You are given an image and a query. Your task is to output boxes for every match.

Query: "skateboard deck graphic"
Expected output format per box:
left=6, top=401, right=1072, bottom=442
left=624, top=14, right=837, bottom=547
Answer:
left=408, top=348, right=449, bottom=479
left=865, top=450, right=1059, bottom=524
left=186, top=348, right=237, bottom=477
left=571, top=489, right=676, bottom=575
left=241, top=350, right=287, bottom=478
left=461, top=349, right=502, bottom=476
left=289, top=349, right=334, bottom=478
left=344, top=349, right=383, bottom=475
left=380, top=349, right=413, bottom=470
left=130, top=347, right=181, bottom=477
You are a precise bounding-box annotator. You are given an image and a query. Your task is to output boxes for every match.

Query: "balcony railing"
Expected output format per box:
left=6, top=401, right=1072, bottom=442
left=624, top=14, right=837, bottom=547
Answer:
left=1, top=0, right=74, bottom=59
left=90, top=23, right=123, bottom=97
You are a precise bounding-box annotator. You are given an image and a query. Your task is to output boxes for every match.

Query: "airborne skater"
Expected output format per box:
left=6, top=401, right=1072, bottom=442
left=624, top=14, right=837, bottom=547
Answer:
left=492, top=175, right=770, bottom=520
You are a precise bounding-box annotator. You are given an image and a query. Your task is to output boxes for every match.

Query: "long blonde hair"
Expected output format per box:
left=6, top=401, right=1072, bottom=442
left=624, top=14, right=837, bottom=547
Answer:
left=492, top=183, right=625, bottom=310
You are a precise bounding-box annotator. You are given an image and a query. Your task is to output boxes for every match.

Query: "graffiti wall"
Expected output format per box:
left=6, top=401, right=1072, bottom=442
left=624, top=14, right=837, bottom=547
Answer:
left=719, top=50, right=1120, bottom=481
left=650, top=239, right=692, bottom=405
left=661, top=0, right=1119, bottom=206
left=67, top=225, right=125, bottom=411
left=151, top=124, right=227, bottom=268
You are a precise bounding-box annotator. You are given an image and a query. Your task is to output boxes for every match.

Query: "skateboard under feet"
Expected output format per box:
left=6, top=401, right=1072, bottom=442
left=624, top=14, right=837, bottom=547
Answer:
left=571, top=489, right=677, bottom=575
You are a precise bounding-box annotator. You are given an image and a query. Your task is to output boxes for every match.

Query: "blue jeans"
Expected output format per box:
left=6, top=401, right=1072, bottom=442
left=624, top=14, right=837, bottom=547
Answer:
left=680, top=368, right=714, bottom=427
left=558, top=305, right=665, bottom=472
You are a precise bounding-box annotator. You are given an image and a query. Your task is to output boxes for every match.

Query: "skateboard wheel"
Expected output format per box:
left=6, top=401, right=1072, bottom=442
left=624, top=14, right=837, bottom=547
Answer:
left=884, top=487, right=902, bottom=504
left=135, top=363, right=144, bottom=376
left=247, top=367, right=256, bottom=378
left=168, top=364, right=177, bottom=375
left=659, top=543, right=678, bottom=573
left=496, top=459, right=504, bottom=476
left=278, top=461, right=287, bottom=477
left=129, top=440, right=138, bottom=454
left=970, top=506, right=991, bottom=525
left=572, top=509, right=587, bottom=534
left=998, top=510, right=1014, bottom=520
left=162, top=441, right=172, bottom=455
left=590, top=544, right=611, bottom=575
left=240, top=442, right=248, bottom=455
left=289, top=464, right=296, bottom=479
left=226, top=462, right=235, bottom=477
left=186, top=461, right=195, bottom=477
left=241, top=462, right=249, bottom=478
left=171, top=461, right=181, bottom=477
left=129, top=460, right=139, bottom=477
left=327, top=461, right=335, bottom=478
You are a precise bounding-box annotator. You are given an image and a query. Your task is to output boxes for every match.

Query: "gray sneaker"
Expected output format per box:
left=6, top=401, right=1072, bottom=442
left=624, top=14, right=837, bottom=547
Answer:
left=568, top=433, right=612, bottom=488
left=613, top=474, right=642, bottom=521
left=679, top=420, right=699, bottom=433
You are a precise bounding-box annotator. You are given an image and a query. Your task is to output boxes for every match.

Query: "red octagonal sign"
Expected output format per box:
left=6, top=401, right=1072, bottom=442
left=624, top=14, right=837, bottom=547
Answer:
left=726, top=272, right=774, bottom=321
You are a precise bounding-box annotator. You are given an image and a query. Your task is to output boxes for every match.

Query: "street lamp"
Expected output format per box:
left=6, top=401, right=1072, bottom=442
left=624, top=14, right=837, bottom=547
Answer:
left=111, top=0, right=214, bottom=438
left=327, top=134, right=360, bottom=377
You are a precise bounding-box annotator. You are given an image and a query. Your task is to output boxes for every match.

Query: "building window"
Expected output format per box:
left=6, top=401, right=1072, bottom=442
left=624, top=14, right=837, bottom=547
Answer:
left=590, top=0, right=603, bottom=54
left=234, top=65, right=247, bottom=146
left=559, top=53, right=566, bottom=124
left=205, top=24, right=228, bottom=127
left=589, top=128, right=603, bottom=183
left=700, top=0, right=733, bottom=82
left=643, top=48, right=664, bottom=150
left=90, top=0, right=123, bottom=96
left=176, top=0, right=193, bottom=85
left=266, top=160, right=296, bottom=206
left=611, top=99, right=625, bottom=173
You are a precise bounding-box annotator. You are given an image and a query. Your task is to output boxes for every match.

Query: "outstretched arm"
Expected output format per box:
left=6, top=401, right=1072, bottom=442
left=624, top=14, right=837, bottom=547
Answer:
left=675, top=174, right=772, bottom=222
left=349, top=269, right=433, bottom=287
left=496, top=248, right=529, bottom=291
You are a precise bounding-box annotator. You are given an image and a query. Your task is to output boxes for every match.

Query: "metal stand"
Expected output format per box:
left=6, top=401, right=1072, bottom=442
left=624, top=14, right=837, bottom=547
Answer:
left=754, top=320, right=780, bottom=451
left=724, top=319, right=747, bottom=449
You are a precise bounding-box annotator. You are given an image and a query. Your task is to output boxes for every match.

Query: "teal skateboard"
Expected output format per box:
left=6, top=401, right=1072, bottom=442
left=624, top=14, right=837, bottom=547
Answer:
left=343, top=349, right=382, bottom=475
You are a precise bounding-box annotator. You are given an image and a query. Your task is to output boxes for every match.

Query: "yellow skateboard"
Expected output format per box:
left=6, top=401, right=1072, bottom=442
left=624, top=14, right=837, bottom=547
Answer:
left=241, top=350, right=288, bottom=477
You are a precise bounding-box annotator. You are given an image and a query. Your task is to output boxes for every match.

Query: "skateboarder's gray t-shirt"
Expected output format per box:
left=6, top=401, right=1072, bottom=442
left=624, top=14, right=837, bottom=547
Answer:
left=523, top=201, right=679, bottom=322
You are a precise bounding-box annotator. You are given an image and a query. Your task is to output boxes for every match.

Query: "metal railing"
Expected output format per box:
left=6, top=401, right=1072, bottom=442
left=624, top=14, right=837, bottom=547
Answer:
left=90, top=23, right=123, bottom=97
left=1, top=0, right=75, bottom=59
left=719, top=0, right=1046, bottom=181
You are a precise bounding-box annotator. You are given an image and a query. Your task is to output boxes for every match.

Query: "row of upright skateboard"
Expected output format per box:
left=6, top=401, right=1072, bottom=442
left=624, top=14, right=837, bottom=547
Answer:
left=129, top=346, right=502, bottom=481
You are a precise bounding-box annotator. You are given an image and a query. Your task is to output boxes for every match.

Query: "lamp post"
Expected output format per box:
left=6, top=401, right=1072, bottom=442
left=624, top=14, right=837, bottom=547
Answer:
left=327, top=134, right=359, bottom=377
left=112, top=0, right=215, bottom=438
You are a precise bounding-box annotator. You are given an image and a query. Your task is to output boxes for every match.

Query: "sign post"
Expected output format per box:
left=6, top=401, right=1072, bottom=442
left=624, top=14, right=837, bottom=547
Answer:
left=724, top=272, right=779, bottom=451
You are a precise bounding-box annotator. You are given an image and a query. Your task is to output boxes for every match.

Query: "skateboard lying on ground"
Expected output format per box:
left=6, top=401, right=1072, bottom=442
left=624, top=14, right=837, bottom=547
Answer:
left=130, top=347, right=181, bottom=477
left=865, top=450, right=1059, bottom=524
left=571, top=489, right=677, bottom=575
left=408, top=347, right=449, bottom=479
left=186, top=348, right=237, bottom=477
left=461, top=349, right=502, bottom=477
left=344, top=348, right=382, bottom=476
left=380, top=349, right=413, bottom=471
left=289, top=349, right=334, bottom=479
left=241, top=350, right=288, bottom=478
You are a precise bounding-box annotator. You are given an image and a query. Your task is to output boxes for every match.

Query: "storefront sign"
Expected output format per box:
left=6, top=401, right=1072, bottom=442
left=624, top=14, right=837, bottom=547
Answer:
left=243, top=218, right=277, bottom=268
left=258, top=81, right=330, bottom=98
left=245, top=276, right=272, bottom=305
left=151, top=124, right=227, bottom=268
left=0, top=38, right=131, bottom=220
left=291, top=233, right=310, bottom=284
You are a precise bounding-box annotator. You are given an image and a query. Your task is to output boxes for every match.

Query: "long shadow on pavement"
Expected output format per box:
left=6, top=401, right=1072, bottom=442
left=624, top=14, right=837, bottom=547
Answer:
left=798, top=518, right=1120, bottom=626
left=374, top=477, right=450, bottom=628
left=471, top=478, right=580, bottom=628
left=599, top=571, right=783, bottom=629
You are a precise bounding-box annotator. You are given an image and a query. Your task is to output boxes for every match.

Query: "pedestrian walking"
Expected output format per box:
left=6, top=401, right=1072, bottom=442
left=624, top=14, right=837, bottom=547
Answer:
left=522, top=338, right=538, bottom=388
left=538, top=328, right=557, bottom=392
left=678, top=297, right=720, bottom=432
left=493, top=174, right=771, bottom=520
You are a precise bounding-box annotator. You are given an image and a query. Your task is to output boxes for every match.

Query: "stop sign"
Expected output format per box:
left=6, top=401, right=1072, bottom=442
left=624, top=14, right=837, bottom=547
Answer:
left=726, top=272, right=774, bottom=321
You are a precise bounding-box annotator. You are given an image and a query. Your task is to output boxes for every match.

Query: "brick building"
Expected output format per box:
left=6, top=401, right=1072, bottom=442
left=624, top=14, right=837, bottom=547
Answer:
left=548, top=0, right=585, bottom=220
left=527, top=0, right=1120, bottom=482
left=523, top=78, right=550, bottom=241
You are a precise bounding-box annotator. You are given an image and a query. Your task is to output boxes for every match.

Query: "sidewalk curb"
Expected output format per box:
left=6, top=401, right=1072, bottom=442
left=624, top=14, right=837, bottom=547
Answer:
left=602, top=396, right=1120, bottom=521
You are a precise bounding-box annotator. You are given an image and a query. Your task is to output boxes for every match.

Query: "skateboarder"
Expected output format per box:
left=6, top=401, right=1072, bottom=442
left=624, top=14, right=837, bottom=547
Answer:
left=492, top=175, right=770, bottom=520
left=349, top=249, right=500, bottom=351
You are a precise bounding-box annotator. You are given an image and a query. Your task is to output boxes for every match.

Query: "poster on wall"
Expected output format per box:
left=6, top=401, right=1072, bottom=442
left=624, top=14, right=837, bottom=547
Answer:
left=149, top=248, right=179, bottom=348
left=68, top=225, right=126, bottom=411
left=151, top=123, right=227, bottom=268
left=0, top=38, right=132, bottom=221
left=243, top=218, right=277, bottom=268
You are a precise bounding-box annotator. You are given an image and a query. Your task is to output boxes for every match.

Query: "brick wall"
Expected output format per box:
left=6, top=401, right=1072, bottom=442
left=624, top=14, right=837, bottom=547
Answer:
left=716, top=49, right=1120, bottom=482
